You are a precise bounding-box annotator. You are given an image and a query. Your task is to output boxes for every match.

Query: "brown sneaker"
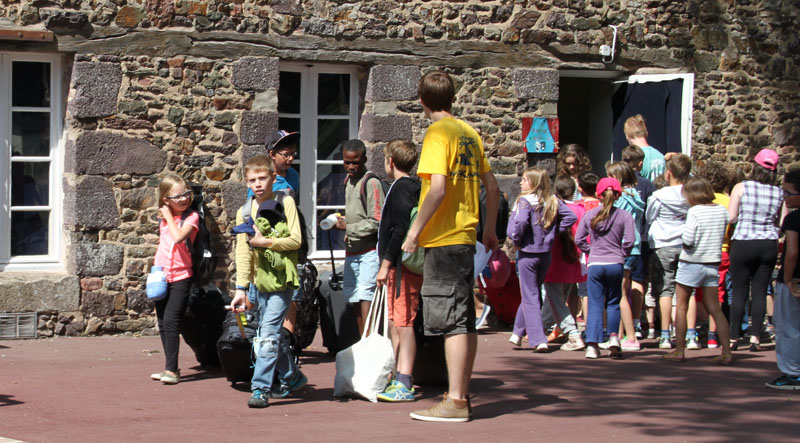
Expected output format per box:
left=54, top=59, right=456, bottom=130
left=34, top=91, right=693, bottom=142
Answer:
left=409, top=393, right=470, bottom=422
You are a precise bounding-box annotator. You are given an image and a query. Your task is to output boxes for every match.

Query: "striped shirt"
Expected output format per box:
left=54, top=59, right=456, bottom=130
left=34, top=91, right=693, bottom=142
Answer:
left=732, top=180, right=783, bottom=241
left=681, top=204, right=729, bottom=263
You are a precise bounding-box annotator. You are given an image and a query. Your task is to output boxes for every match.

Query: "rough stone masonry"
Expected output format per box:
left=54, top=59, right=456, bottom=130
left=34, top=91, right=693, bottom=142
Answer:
left=0, top=0, right=797, bottom=337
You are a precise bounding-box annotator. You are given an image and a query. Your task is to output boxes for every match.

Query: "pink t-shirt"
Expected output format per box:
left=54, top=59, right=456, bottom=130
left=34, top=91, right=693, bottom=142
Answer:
left=154, top=211, right=199, bottom=283
left=544, top=201, right=587, bottom=284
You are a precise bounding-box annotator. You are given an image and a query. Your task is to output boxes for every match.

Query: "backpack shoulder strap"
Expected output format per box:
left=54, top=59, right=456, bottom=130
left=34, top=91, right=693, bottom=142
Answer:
left=241, top=195, right=254, bottom=225
left=359, top=172, right=380, bottom=212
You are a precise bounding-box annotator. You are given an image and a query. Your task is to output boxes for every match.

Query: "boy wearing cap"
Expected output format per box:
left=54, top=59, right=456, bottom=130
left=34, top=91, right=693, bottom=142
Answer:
left=230, top=155, right=307, bottom=408
left=265, top=130, right=301, bottom=199
left=646, top=154, right=692, bottom=350
left=333, top=139, right=386, bottom=335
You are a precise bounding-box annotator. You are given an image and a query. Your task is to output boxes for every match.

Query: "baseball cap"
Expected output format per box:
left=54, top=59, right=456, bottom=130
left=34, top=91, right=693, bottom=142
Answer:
left=596, top=177, right=622, bottom=196
left=754, top=149, right=779, bottom=171
left=265, top=130, right=299, bottom=152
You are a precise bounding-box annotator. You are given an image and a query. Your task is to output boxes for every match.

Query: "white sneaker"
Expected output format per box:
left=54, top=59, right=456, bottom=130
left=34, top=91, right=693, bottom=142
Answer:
left=608, top=335, right=621, bottom=351
left=534, top=343, right=549, bottom=353
left=585, top=345, right=600, bottom=359
left=560, top=335, right=586, bottom=351
left=508, top=333, right=522, bottom=347
left=686, top=338, right=701, bottom=350
left=598, top=341, right=611, bottom=350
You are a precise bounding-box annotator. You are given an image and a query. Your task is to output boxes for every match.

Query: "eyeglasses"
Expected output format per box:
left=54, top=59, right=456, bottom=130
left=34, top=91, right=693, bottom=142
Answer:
left=166, top=190, right=192, bottom=201
left=275, top=151, right=296, bottom=159
left=784, top=190, right=800, bottom=197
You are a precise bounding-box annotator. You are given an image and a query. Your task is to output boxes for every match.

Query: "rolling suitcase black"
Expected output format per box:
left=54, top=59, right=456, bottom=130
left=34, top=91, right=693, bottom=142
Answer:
left=216, top=310, right=258, bottom=386
left=315, top=230, right=360, bottom=354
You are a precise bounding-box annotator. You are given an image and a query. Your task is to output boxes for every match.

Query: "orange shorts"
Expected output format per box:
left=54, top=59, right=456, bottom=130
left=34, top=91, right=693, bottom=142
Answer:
left=386, top=266, right=422, bottom=327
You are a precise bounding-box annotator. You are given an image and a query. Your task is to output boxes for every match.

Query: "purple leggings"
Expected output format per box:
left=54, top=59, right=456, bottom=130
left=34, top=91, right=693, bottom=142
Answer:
left=513, top=251, right=551, bottom=348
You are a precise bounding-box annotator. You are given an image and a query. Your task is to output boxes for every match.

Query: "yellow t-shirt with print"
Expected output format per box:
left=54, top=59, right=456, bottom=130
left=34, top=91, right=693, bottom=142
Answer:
left=417, top=117, right=491, bottom=248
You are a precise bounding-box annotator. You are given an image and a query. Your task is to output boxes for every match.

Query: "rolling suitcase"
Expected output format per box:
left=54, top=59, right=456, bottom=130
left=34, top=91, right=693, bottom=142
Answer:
left=216, top=310, right=259, bottom=385
left=316, top=230, right=360, bottom=354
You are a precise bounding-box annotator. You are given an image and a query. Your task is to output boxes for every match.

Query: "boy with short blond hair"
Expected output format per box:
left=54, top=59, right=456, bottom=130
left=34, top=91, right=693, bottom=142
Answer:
left=624, top=115, right=666, bottom=182
left=375, top=138, right=422, bottom=402
left=230, top=155, right=307, bottom=408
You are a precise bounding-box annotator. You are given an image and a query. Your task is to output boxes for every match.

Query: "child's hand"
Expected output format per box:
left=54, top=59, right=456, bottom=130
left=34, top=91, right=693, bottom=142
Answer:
left=248, top=226, right=273, bottom=248
left=231, top=290, right=248, bottom=312
left=159, top=205, right=173, bottom=219
left=335, top=215, right=346, bottom=230
left=376, top=261, right=391, bottom=287
left=789, top=279, right=800, bottom=298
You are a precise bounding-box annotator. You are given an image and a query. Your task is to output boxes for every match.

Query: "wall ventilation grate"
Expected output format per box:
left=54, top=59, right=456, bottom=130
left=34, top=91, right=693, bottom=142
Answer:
left=0, top=313, right=38, bottom=339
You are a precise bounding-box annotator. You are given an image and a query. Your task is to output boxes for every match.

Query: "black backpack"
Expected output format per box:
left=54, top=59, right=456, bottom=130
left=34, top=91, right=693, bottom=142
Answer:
left=180, top=183, right=218, bottom=286
left=359, top=171, right=390, bottom=212
left=240, top=190, right=310, bottom=263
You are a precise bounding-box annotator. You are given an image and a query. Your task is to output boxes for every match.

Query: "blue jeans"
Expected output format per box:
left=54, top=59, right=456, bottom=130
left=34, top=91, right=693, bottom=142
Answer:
left=251, top=288, right=298, bottom=391
left=586, top=264, right=624, bottom=344
left=343, top=249, right=380, bottom=303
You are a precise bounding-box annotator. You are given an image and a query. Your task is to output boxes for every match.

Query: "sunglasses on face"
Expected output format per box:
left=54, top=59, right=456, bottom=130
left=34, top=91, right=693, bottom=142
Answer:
left=166, top=190, right=192, bottom=201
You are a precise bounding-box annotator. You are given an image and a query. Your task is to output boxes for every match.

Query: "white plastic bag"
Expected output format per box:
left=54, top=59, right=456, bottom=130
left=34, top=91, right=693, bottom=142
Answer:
left=333, top=286, right=396, bottom=402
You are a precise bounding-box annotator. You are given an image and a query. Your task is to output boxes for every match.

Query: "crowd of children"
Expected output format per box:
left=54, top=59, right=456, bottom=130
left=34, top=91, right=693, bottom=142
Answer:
left=147, top=94, right=800, bottom=419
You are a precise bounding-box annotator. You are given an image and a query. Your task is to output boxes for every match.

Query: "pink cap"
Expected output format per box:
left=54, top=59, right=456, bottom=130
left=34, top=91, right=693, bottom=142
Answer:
left=596, top=177, right=622, bottom=196
left=754, top=149, right=779, bottom=171
left=484, top=250, right=511, bottom=289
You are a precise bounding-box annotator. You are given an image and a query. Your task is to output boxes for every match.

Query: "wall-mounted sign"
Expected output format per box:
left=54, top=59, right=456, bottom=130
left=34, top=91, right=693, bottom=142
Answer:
left=522, top=117, right=559, bottom=153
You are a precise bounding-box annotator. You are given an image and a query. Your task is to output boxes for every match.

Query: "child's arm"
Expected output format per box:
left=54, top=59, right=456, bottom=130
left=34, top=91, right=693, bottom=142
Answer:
left=621, top=211, right=636, bottom=255
left=727, top=182, right=744, bottom=224
left=377, top=185, right=412, bottom=286
left=574, top=213, right=591, bottom=254
left=160, top=205, right=196, bottom=243
left=480, top=171, right=500, bottom=252
left=645, top=194, right=660, bottom=226
left=232, top=207, right=253, bottom=312
left=403, top=174, right=446, bottom=253
left=556, top=200, right=578, bottom=233
left=784, top=229, right=798, bottom=291
left=347, top=178, right=385, bottom=241
left=268, top=196, right=302, bottom=252
left=506, top=197, right=533, bottom=249
left=682, top=210, right=698, bottom=250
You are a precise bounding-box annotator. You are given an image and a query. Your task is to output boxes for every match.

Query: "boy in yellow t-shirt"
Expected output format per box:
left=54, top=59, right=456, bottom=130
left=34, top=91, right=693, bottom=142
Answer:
left=402, top=71, right=500, bottom=423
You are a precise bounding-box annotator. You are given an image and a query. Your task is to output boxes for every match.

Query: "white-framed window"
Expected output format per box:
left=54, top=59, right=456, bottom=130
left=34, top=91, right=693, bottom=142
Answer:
left=0, top=53, right=64, bottom=271
left=278, top=63, right=360, bottom=260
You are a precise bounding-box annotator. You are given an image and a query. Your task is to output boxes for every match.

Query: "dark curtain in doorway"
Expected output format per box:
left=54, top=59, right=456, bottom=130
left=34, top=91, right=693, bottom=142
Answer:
left=611, top=79, right=684, bottom=161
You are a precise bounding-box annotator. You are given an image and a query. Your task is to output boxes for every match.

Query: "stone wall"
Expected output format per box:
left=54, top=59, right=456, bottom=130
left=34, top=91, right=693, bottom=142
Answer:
left=0, top=0, right=798, bottom=336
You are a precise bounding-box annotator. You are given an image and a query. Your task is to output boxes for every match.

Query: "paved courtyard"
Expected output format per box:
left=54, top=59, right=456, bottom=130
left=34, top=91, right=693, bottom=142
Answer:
left=0, top=328, right=797, bottom=442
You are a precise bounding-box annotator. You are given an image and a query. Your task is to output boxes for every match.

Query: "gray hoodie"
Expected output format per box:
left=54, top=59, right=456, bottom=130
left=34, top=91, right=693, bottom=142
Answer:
left=646, top=184, right=689, bottom=248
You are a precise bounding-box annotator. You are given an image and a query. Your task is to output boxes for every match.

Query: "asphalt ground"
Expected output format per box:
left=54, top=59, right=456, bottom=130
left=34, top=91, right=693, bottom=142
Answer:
left=1, top=328, right=797, bottom=443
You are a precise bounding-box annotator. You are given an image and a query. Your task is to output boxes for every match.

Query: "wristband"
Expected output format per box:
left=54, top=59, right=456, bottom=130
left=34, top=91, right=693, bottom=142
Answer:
left=235, top=285, right=248, bottom=291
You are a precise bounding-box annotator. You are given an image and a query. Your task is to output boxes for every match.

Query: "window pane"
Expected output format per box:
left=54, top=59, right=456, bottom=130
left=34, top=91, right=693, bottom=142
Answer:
left=316, top=163, right=346, bottom=207
left=316, top=210, right=345, bottom=252
left=317, top=119, right=349, bottom=160
left=278, top=71, right=301, bottom=114
left=278, top=117, right=301, bottom=160
left=12, top=61, right=50, bottom=107
left=318, top=73, right=350, bottom=115
left=12, top=162, right=50, bottom=206
left=11, top=211, right=49, bottom=256
left=12, top=112, right=50, bottom=156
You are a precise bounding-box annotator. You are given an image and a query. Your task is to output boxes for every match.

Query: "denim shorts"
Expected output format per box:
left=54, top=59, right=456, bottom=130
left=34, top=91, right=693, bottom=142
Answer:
left=624, top=255, right=646, bottom=282
left=343, top=249, right=380, bottom=303
left=676, top=261, right=720, bottom=288
left=421, top=244, right=476, bottom=336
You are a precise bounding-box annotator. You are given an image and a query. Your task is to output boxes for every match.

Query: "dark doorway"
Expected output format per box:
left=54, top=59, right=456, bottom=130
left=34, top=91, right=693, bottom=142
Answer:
left=558, top=76, right=616, bottom=174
